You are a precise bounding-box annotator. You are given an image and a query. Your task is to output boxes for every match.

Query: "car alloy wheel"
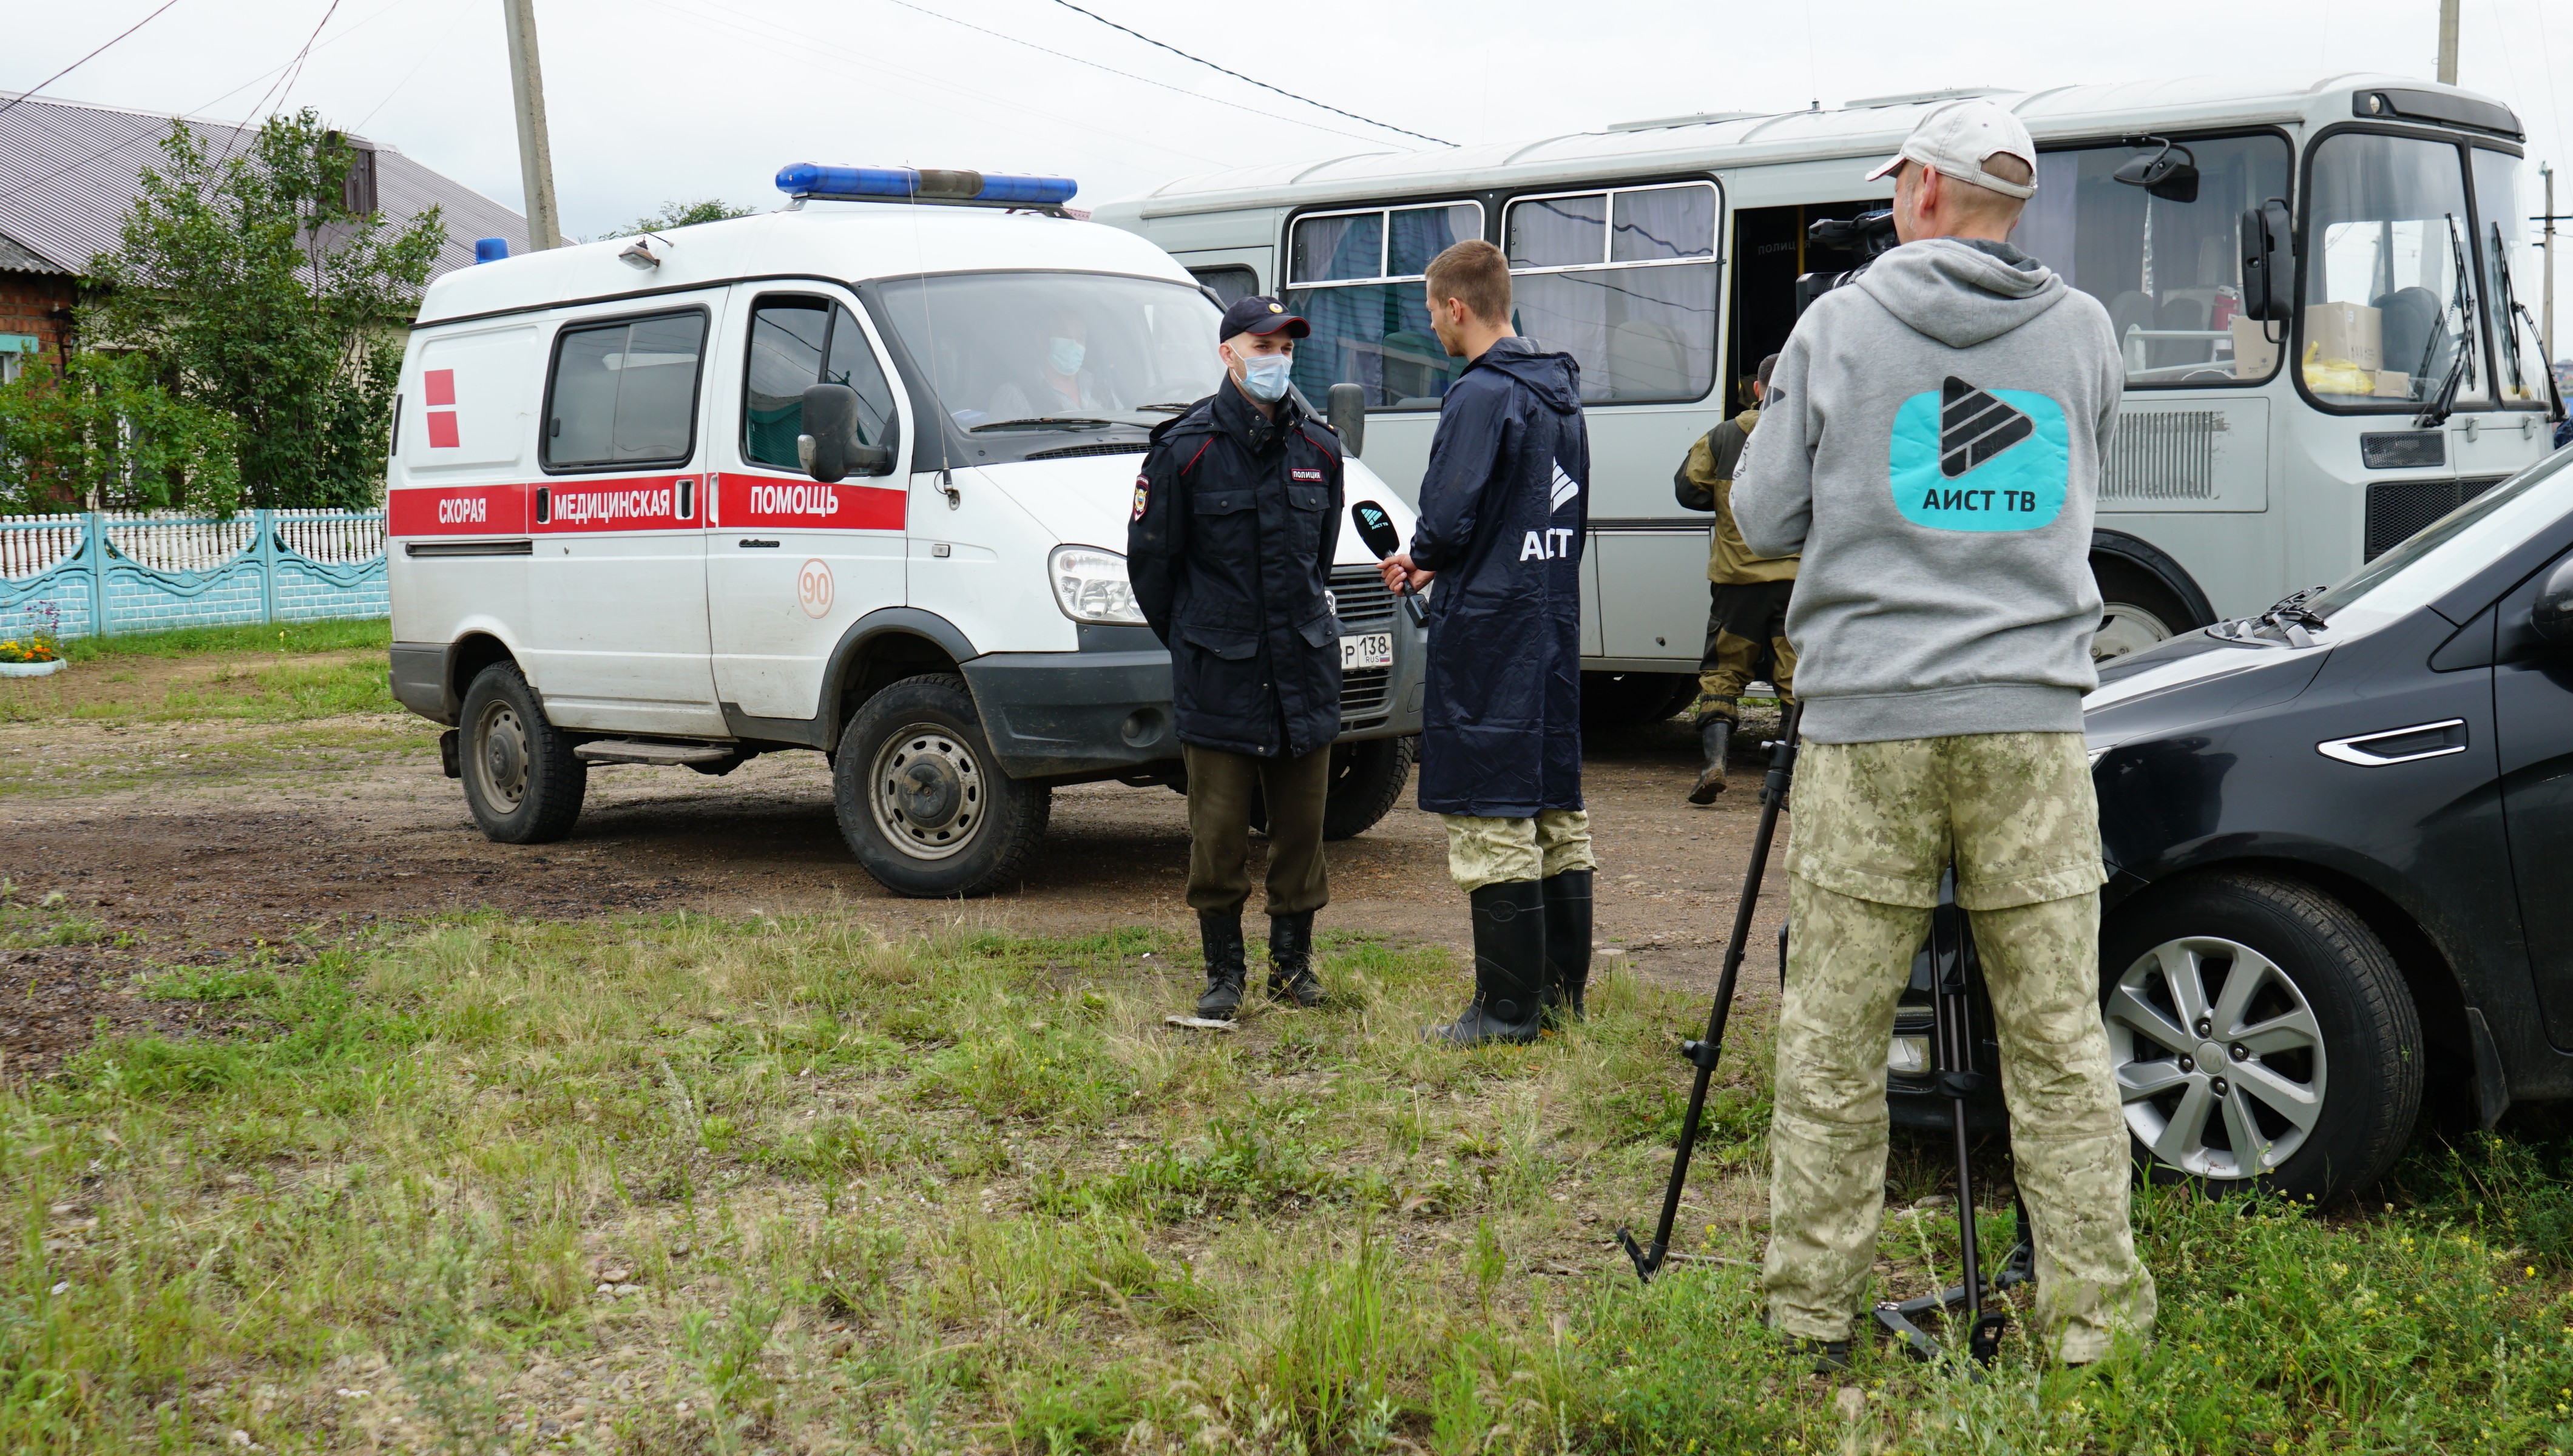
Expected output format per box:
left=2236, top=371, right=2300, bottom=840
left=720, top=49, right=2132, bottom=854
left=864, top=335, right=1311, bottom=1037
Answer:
left=871, top=723, right=984, bottom=861
left=2103, top=934, right=2328, bottom=1179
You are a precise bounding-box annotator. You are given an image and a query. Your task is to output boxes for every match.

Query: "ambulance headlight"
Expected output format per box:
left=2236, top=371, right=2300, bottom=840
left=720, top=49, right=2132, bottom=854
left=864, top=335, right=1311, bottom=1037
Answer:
left=1049, top=545, right=1146, bottom=625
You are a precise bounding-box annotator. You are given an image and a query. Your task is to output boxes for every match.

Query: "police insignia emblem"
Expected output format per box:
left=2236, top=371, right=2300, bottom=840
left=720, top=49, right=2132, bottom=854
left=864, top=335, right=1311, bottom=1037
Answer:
left=1131, top=477, right=1150, bottom=521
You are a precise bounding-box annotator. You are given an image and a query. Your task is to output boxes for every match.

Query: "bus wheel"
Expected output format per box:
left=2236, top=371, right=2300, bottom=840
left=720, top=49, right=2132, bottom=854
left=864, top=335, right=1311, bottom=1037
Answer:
left=2093, top=561, right=2193, bottom=662
left=458, top=661, right=587, bottom=843
left=836, top=673, right=1050, bottom=898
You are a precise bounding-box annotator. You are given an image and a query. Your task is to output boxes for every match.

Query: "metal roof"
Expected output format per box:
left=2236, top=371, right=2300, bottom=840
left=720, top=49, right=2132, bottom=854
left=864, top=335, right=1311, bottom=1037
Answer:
left=0, top=92, right=528, bottom=283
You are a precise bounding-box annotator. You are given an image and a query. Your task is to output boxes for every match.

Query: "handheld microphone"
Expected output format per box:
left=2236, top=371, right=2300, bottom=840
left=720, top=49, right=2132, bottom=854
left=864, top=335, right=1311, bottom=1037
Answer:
left=1351, top=500, right=1429, bottom=627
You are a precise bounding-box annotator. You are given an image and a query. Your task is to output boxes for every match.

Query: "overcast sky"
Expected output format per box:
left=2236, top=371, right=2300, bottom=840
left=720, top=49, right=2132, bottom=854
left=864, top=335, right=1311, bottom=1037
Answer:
left=8, top=0, right=2572, bottom=352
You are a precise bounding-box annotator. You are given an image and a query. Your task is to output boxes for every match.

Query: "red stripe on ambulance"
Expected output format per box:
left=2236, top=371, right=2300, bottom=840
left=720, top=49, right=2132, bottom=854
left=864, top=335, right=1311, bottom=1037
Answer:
left=718, top=474, right=905, bottom=531
left=388, top=482, right=529, bottom=536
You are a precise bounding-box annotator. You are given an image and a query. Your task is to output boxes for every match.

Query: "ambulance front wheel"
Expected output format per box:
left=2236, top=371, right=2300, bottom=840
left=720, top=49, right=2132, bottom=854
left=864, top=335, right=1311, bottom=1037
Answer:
left=458, top=661, right=589, bottom=844
left=835, top=673, right=1052, bottom=898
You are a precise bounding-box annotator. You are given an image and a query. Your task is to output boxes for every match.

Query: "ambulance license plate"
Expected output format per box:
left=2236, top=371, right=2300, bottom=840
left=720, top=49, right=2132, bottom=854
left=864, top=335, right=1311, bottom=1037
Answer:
left=1341, top=632, right=1393, bottom=670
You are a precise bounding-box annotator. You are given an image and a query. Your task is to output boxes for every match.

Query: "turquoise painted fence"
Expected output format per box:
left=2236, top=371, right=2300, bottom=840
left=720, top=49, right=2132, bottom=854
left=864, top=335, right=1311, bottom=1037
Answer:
left=0, top=510, right=388, bottom=640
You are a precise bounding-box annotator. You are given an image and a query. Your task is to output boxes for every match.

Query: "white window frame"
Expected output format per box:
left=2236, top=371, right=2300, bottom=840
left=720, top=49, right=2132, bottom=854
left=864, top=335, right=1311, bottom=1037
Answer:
left=1286, top=200, right=1488, bottom=288
left=1503, top=180, right=1721, bottom=277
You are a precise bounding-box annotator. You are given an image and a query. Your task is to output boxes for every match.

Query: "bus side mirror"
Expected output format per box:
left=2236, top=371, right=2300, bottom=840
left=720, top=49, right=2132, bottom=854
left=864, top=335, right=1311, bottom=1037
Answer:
left=2532, top=558, right=2573, bottom=645
left=2239, top=198, right=2295, bottom=323
left=797, top=382, right=896, bottom=482
left=1327, top=382, right=1366, bottom=458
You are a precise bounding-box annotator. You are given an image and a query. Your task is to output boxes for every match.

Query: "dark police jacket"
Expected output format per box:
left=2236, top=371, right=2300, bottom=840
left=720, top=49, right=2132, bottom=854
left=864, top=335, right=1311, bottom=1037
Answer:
left=1127, top=377, right=1344, bottom=759
left=1408, top=337, right=1589, bottom=817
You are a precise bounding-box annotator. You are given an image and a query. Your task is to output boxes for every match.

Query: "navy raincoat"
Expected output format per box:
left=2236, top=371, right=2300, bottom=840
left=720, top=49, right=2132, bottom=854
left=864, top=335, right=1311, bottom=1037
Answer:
left=1407, top=337, right=1589, bottom=817
left=1127, top=377, right=1345, bottom=758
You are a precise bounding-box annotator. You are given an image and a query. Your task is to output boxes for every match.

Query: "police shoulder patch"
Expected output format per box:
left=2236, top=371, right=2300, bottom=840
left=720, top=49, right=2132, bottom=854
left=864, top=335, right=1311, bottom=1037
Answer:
left=1131, top=477, right=1151, bottom=521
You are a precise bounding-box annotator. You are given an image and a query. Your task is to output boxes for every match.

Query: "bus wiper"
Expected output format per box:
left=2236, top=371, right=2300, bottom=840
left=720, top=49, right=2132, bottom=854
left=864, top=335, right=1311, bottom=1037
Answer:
left=967, top=416, right=1123, bottom=433
left=2415, top=214, right=2478, bottom=430
left=2486, top=226, right=2568, bottom=422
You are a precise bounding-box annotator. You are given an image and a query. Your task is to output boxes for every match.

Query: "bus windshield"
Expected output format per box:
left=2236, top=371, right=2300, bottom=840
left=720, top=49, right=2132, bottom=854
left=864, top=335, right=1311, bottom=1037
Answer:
left=2301, top=132, right=2483, bottom=410
left=871, top=272, right=1223, bottom=467
left=2014, top=133, right=2292, bottom=387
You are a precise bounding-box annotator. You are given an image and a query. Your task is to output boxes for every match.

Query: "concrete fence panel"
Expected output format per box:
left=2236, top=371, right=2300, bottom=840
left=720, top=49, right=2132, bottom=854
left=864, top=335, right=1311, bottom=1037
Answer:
left=0, top=508, right=388, bottom=639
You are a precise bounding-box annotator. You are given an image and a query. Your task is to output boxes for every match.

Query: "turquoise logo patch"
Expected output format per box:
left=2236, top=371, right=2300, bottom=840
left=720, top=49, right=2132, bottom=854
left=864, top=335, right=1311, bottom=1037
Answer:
left=1888, top=377, right=2069, bottom=531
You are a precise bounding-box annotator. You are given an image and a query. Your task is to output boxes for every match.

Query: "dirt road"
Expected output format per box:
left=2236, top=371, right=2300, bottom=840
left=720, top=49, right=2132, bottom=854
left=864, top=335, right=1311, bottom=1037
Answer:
left=0, top=700, right=1790, bottom=1071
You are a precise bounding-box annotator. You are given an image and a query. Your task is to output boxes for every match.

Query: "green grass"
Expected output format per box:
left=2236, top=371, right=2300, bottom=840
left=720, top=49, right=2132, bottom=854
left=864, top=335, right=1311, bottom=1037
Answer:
left=58, top=618, right=390, bottom=662
left=7, top=912, right=2573, bottom=1452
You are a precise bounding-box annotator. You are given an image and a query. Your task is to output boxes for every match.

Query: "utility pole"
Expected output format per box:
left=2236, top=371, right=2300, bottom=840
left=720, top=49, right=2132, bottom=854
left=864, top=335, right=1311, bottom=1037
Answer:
left=501, top=0, right=563, bottom=251
left=2436, top=0, right=2460, bottom=84
left=2545, top=164, right=2557, bottom=371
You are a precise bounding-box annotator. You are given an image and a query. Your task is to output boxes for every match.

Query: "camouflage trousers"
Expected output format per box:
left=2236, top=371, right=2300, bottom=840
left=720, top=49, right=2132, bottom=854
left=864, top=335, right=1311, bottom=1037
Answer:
left=1441, top=810, right=1594, bottom=893
left=1689, top=579, right=1797, bottom=726
left=1763, top=732, right=2157, bottom=1363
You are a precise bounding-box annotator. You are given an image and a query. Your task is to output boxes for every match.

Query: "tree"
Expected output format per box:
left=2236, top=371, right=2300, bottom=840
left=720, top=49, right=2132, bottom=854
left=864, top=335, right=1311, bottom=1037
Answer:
left=601, top=199, right=754, bottom=239
left=84, top=109, right=445, bottom=510
left=0, top=352, right=240, bottom=515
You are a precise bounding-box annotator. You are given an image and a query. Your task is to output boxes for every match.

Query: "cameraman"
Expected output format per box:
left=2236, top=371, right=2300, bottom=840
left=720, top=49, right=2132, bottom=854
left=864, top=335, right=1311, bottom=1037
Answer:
left=1733, top=99, right=2155, bottom=1367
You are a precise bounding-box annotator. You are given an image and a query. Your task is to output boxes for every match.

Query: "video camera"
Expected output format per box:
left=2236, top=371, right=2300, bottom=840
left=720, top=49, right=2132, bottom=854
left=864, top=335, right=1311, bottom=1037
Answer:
left=1793, top=209, right=1897, bottom=316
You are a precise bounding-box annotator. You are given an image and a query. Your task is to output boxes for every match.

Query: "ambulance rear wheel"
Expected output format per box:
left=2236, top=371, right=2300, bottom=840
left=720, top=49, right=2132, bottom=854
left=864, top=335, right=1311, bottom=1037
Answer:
left=458, top=662, right=587, bottom=844
left=835, top=673, right=1051, bottom=898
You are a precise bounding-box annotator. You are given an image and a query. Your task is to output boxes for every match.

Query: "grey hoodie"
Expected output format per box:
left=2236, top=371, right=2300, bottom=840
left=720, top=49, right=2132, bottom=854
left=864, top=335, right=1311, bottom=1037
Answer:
left=1732, top=237, right=2121, bottom=743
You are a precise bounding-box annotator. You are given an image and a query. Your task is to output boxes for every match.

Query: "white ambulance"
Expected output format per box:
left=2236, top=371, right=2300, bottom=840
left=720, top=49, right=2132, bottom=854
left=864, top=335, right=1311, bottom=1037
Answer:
left=386, top=165, right=1425, bottom=898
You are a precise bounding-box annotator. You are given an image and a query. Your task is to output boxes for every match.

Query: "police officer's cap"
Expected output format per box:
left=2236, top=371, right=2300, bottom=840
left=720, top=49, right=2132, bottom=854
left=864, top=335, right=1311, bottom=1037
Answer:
left=1218, top=295, right=1310, bottom=342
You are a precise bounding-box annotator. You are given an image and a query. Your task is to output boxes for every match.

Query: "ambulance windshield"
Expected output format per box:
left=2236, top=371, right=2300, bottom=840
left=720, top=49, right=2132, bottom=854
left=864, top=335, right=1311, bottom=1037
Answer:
left=873, top=272, right=1225, bottom=465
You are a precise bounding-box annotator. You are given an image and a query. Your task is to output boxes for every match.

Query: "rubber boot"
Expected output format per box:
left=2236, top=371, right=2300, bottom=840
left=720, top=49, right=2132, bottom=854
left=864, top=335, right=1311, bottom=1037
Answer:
left=1195, top=912, right=1246, bottom=1019
left=1266, top=911, right=1324, bottom=1006
left=1425, top=880, right=1546, bottom=1046
left=1688, top=718, right=1734, bottom=805
left=1540, top=869, right=1593, bottom=1028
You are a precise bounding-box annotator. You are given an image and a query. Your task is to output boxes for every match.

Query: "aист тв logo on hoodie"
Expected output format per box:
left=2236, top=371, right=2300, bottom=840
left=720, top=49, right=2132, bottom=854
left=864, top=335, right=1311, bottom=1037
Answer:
left=1887, top=376, right=2070, bottom=531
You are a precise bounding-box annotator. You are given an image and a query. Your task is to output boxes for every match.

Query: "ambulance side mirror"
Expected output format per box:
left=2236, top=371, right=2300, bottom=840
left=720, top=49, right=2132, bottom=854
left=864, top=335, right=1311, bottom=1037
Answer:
left=797, top=382, right=896, bottom=482
left=1326, top=382, right=1366, bottom=458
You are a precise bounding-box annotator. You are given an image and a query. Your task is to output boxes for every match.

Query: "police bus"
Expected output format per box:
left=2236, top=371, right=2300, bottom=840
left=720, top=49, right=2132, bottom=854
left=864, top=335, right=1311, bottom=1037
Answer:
left=1092, top=73, right=2563, bottom=727
left=387, top=166, right=1425, bottom=897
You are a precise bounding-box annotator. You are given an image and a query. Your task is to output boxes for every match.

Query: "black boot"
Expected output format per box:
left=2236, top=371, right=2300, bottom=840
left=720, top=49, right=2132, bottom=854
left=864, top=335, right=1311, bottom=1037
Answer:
left=1266, top=911, right=1324, bottom=1006
left=1425, top=880, right=1546, bottom=1046
left=1688, top=719, right=1734, bottom=805
left=1540, top=869, right=1593, bottom=1028
left=1195, top=912, right=1246, bottom=1019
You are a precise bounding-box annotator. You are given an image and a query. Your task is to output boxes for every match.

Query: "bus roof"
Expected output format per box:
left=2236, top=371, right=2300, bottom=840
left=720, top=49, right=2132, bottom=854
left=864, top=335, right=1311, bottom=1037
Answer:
left=416, top=203, right=1195, bottom=327
left=1094, top=72, right=2521, bottom=222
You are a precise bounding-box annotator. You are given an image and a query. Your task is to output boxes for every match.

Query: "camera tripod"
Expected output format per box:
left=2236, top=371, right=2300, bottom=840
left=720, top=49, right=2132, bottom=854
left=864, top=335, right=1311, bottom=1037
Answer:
left=1616, top=708, right=2032, bottom=1370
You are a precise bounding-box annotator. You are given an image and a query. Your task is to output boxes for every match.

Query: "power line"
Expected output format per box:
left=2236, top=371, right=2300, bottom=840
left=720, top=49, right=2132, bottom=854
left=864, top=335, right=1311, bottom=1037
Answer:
left=880, top=0, right=1395, bottom=149
left=0, top=0, right=190, bottom=124
left=203, top=0, right=346, bottom=187
left=1043, top=0, right=1450, bottom=147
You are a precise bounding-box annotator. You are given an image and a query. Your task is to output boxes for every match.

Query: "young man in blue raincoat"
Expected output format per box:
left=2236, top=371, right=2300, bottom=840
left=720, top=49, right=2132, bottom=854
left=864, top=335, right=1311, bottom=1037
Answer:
left=1376, top=240, right=1594, bottom=1046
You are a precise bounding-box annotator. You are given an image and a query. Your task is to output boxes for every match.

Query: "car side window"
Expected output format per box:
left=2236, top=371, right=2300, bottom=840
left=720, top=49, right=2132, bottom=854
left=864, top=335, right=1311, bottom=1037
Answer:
left=744, top=297, right=901, bottom=471
left=544, top=310, right=706, bottom=470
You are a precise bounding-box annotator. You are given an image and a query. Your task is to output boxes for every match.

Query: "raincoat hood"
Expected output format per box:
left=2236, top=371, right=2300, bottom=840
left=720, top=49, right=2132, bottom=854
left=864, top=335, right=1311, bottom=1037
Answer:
left=1469, top=335, right=1584, bottom=415
left=1854, top=237, right=2070, bottom=349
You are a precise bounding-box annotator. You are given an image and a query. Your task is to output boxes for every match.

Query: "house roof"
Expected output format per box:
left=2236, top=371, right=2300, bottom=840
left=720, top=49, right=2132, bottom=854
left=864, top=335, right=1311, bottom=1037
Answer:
left=0, top=92, right=529, bottom=282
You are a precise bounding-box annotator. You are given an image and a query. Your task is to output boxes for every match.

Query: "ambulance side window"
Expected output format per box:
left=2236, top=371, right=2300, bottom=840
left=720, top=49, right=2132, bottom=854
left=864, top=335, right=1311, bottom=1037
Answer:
left=743, top=298, right=899, bottom=470
left=543, top=310, right=707, bottom=471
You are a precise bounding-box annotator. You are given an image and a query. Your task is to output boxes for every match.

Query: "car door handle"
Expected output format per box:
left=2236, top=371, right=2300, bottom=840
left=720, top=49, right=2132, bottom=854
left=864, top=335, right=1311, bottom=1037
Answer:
left=2316, top=718, right=2468, bottom=766
left=737, top=539, right=780, bottom=548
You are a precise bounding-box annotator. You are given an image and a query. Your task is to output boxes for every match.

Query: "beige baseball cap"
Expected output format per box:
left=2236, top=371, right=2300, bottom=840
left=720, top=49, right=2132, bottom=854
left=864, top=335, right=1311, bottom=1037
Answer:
left=1864, top=97, right=2038, bottom=200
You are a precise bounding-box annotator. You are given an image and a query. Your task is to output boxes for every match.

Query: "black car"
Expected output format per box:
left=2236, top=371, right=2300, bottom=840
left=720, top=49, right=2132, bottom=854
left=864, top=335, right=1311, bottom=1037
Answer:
left=1891, top=444, right=2573, bottom=1201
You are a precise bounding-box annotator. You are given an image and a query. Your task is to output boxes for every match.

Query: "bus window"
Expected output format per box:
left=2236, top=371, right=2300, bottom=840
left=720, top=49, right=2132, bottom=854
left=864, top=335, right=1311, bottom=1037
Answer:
left=2014, top=134, right=2291, bottom=388
left=2300, top=133, right=2481, bottom=410
left=1282, top=201, right=1482, bottom=409
left=1503, top=182, right=1719, bottom=403
left=2472, top=149, right=2548, bottom=408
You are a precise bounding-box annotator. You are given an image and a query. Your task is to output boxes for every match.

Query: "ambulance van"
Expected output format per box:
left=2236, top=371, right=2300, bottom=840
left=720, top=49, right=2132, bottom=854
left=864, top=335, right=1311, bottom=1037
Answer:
left=386, top=166, right=1425, bottom=898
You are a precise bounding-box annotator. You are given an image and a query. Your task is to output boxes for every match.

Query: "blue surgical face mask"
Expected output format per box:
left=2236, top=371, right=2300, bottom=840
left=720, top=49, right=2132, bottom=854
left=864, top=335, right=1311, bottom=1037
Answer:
left=1239, top=352, right=1293, bottom=402
left=1047, top=336, right=1086, bottom=377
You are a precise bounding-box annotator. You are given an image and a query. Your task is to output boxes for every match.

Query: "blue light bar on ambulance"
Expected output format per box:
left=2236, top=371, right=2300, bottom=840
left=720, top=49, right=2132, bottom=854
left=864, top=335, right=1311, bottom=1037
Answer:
left=774, top=163, right=1077, bottom=207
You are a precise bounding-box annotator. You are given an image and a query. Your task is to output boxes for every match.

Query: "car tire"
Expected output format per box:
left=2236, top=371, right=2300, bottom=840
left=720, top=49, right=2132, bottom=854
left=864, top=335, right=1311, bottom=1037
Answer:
left=458, top=661, right=587, bottom=844
left=834, top=673, right=1050, bottom=898
left=2092, top=560, right=2197, bottom=662
left=2098, top=871, right=2422, bottom=1201
left=1319, top=736, right=1415, bottom=841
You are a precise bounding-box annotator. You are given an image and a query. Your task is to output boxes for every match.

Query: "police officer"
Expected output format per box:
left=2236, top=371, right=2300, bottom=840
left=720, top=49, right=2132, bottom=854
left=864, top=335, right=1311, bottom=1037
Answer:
left=1674, top=352, right=1796, bottom=804
left=1376, top=240, right=1593, bottom=1046
left=1128, top=296, right=1344, bottom=1017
